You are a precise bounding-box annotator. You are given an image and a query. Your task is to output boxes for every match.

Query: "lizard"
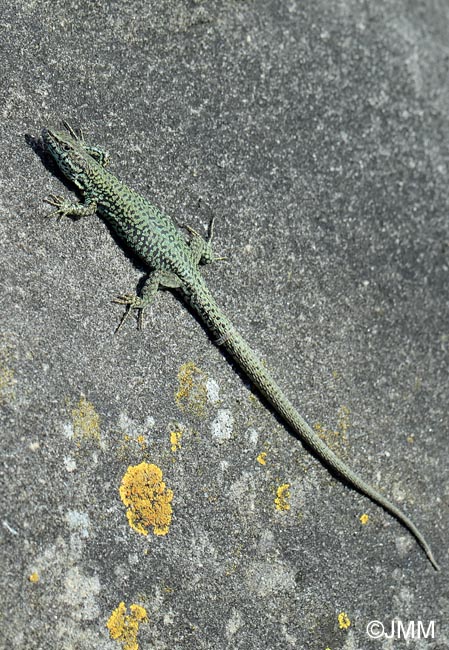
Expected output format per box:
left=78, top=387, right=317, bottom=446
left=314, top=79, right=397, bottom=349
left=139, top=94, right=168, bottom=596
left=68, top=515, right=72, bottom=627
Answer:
left=41, top=122, right=440, bottom=570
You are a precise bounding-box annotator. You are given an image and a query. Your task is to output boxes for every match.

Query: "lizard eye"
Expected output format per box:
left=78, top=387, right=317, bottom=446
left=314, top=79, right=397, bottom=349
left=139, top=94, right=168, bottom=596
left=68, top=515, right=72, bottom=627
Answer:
left=62, top=143, right=71, bottom=151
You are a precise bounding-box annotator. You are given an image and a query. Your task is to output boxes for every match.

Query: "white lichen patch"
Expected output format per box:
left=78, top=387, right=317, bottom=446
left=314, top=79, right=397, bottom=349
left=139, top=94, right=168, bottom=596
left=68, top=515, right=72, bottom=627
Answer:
left=19, top=537, right=104, bottom=643
left=229, top=472, right=256, bottom=515
left=247, top=428, right=260, bottom=447
left=65, top=510, right=90, bottom=539
left=245, top=560, right=295, bottom=598
left=118, top=412, right=152, bottom=439
left=63, top=456, right=77, bottom=472
left=62, top=566, right=101, bottom=620
left=62, top=421, right=74, bottom=439
left=211, top=409, right=234, bottom=444
left=206, top=377, right=221, bottom=404
left=225, top=608, right=243, bottom=638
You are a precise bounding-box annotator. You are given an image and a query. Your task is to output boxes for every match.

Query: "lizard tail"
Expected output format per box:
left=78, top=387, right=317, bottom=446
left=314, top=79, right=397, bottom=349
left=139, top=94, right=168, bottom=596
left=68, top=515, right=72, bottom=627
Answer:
left=186, top=279, right=440, bottom=570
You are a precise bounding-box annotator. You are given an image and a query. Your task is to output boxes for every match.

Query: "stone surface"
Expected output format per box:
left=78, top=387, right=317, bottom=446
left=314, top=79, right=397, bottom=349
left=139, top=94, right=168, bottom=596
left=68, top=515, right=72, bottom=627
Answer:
left=1, top=1, right=448, bottom=648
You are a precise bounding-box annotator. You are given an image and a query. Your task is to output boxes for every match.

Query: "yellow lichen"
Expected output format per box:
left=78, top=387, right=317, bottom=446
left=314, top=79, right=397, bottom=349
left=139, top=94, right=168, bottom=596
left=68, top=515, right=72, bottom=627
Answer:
left=275, top=483, right=291, bottom=511
left=256, top=452, right=267, bottom=465
left=359, top=513, right=369, bottom=525
left=106, top=601, right=148, bottom=650
left=170, top=430, right=182, bottom=452
left=314, top=406, right=350, bottom=453
left=0, top=338, right=16, bottom=405
left=119, top=462, right=173, bottom=536
left=175, top=362, right=208, bottom=417
left=116, top=432, right=149, bottom=462
left=336, top=406, right=350, bottom=435
left=314, top=422, right=325, bottom=436
left=136, top=435, right=147, bottom=449
left=338, top=612, right=351, bottom=630
left=28, top=572, right=39, bottom=583
left=71, top=396, right=101, bottom=444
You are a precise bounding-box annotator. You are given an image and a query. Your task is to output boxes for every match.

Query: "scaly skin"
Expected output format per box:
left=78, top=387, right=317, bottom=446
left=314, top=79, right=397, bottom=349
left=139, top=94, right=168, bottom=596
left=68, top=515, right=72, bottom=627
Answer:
left=41, top=123, right=440, bottom=570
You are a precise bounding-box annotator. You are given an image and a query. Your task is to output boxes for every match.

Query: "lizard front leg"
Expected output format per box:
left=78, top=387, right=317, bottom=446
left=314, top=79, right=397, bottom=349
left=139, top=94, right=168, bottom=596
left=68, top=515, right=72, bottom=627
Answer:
left=113, top=269, right=182, bottom=331
left=44, top=192, right=98, bottom=220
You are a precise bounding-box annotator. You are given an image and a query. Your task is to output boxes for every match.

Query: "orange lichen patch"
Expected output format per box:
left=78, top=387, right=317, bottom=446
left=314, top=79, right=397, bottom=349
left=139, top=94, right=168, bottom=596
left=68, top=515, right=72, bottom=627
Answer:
left=170, top=430, right=182, bottom=452
left=28, top=572, right=39, bottom=583
left=359, top=513, right=369, bottom=525
left=106, top=601, right=148, bottom=650
left=338, top=612, right=351, bottom=630
left=119, top=462, right=173, bottom=536
left=275, top=483, right=291, bottom=511
left=71, top=396, right=101, bottom=444
left=256, top=452, right=267, bottom=466
left=175, top=362, right=208, bottom=417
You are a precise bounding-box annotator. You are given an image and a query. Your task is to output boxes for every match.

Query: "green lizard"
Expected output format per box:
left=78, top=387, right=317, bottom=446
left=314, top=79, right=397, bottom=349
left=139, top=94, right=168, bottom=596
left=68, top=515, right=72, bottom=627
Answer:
left=41, top=122, right=440, bottom=570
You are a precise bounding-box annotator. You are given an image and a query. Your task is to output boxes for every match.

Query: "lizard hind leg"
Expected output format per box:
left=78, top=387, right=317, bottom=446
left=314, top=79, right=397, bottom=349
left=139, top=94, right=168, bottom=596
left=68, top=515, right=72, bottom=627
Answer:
left=113, top=270, right=182, bottom=332
left=187, top=217, right=227, bottom=267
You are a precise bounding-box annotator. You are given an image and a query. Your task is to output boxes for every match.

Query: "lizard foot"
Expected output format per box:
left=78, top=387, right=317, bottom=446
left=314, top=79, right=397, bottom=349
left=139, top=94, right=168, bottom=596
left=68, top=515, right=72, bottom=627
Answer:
left=44, top=194, right=97, bottom=220
left=113, top=293, right=148, bottom=332
left=43, top=194, right=74, bottom=220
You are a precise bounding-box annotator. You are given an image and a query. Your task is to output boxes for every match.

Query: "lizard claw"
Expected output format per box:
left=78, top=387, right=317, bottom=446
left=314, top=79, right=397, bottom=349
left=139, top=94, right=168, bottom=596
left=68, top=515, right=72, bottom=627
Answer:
left=44, top=193, right=63, bottom=205
left=43, top=194, right=72, bottom=219
left=185, top=224, right=201, bottom=238
left=113, top=293, right=147, bottom=332
left=112, top=293, right=143, bottom=307
left=114, top=305, right=133, bottom=333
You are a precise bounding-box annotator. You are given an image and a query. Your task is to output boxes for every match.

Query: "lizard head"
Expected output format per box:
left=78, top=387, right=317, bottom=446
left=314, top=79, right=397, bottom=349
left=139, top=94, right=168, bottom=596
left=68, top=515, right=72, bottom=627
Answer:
left=42, top=122, right=107, bottom=190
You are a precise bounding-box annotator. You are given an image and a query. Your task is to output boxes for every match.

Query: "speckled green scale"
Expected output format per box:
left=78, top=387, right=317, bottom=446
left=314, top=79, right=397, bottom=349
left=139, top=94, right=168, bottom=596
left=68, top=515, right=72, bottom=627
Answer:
left=42, top=124, right=439, bottom=570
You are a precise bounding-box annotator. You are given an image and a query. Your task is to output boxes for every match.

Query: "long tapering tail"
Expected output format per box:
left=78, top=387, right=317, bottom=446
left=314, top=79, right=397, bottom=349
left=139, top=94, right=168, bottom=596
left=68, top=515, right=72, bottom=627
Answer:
left=184, top=277, right=440, bottom=570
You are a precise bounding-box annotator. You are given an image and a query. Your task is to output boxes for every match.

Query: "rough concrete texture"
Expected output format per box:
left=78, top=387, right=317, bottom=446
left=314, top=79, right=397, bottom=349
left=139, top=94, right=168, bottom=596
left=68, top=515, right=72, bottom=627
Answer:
left=1, top=1, right=448, bottom=649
